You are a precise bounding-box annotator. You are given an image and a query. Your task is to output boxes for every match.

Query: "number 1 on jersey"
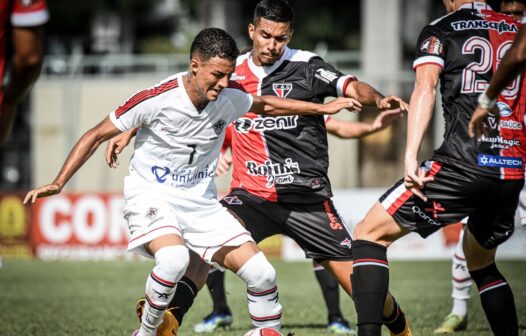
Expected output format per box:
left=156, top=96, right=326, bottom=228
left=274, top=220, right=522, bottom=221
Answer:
left=187, top=144, right=197, bottom=164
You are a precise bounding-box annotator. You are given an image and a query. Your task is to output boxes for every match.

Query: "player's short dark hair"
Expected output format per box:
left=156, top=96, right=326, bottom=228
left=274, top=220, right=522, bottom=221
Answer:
left=190, top=28, right=239, bottom=62
left=253, top=0, right=294, bottom=27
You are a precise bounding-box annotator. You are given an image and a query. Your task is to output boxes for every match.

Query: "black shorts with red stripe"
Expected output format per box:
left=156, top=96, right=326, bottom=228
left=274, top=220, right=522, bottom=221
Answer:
left=220, top=188, right=353, bottom=262
left=380, top=161, right=523, bottom=249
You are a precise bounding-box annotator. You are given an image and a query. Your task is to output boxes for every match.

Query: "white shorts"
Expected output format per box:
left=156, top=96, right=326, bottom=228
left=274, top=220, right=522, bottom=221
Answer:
left=123, top=184, right=253, bottom=265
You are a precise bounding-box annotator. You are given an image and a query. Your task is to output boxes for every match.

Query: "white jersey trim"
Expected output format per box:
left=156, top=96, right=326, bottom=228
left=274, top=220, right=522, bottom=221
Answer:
left=11, top=10, right=49, bottom=27
left=336, top=75, right=357, bottom=97
left=413, top=56, right=444, bottom=70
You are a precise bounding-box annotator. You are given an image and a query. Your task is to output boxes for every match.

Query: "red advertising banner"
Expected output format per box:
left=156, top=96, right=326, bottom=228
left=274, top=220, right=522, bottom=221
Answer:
left=31, top=193, right=132, bottom=260
left=0, top=193, right=33, bottom=258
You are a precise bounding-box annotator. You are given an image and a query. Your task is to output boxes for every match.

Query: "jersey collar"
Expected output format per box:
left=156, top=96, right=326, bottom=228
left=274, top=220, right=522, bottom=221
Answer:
left=247, top=46, right=291, bottom=79
left=458, top=2, right=492, bottom=12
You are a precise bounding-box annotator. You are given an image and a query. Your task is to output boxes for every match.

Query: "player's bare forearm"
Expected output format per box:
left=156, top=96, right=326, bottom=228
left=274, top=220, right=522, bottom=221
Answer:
left=252, top=95, right=357, bottom=116
left=485, top=25, right=526, bottom=99
left=345, top=81, right=384, bottom=106
left=4, top=26, right=44, bottom=105
left=326, top=119, right=372, bottom=139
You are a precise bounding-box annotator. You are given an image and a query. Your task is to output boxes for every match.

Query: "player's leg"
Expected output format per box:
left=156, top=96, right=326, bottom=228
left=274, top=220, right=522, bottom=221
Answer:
left=351, top=201, right=410, bottom=336
left=213, top=241, right=282, bottom=330
left=137, top=234, right=190, bottom=336
left=193, top=268, right=233, bottom=333
left=434, top=226, right=470, bottom=334
left=463, top=228, right=518, bottom=336
left=312, top=261, right=353, bottom=334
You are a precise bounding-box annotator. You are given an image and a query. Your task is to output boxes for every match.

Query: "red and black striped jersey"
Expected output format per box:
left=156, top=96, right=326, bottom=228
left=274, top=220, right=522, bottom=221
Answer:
left=228, top=47, right=356, bottom=203
left=414, top=2, right=525, bottom=180
left=1, top=0, right=48, bottom=108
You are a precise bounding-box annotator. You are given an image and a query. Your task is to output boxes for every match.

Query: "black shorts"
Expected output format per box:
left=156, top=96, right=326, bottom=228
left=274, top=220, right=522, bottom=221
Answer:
left=380, top=161, right=523, bottom=249
left=220, top=188, right=353, bottom=262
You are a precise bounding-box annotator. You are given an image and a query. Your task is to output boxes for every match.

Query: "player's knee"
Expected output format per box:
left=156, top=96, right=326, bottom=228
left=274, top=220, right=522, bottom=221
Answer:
left=155, top=245, right=190, bottom=280
left=237, top=252, right=277, bottom=292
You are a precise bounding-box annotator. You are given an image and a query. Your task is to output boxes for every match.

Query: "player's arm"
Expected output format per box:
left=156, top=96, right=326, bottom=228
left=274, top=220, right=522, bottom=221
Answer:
left=24, top=117, right=122, bottom=204
left=326, top=109, right=404, bottom=139
left=404, top=64, right=441, bottom=201
left=250, top=95, right=360, bottom=116
left=0, top=25, right=45, bottom=144
left=345, top=81, right=409, bottom=112
left=469, top=24, right=526, bottom=138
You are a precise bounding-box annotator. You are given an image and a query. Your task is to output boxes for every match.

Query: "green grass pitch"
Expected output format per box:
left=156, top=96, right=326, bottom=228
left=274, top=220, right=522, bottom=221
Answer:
left=0, top=260, right=525, bottom=335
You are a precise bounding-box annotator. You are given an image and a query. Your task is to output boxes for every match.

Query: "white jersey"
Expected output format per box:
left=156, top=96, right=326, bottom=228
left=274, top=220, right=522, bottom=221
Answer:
left=109, top=72, right=253, bottom=201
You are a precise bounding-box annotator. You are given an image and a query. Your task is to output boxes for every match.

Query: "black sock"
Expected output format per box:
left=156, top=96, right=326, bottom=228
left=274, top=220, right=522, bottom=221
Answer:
left=351, top=239, right=389, bottom=336
left=169, top=276, right=198, bottom=326
left=207, top=269, right=231, bottom=314
left=383, top=296, right=407, bottom=334
left=470, top=263, right=518, bottom=336
left=313, top=264, right=343, bottom=323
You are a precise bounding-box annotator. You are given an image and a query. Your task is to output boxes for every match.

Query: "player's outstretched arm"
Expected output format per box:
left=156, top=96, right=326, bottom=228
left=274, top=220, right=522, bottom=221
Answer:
left=469, top=24, right=526, bottom=138
left=345, top=81, right=409, bottom=112
left=105, top=127, right=138, bottom=168
left=404, top=64, right=441, bottom=201
left=24, top=117, right=121, bottom=204
left=251, top=95, right=361, bottom=116
left=326, top=108, right=405, bottom=139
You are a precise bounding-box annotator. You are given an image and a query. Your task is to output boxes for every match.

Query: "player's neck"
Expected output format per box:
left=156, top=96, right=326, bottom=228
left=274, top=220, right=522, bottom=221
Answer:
left=182, top=74, right=209, bottom=111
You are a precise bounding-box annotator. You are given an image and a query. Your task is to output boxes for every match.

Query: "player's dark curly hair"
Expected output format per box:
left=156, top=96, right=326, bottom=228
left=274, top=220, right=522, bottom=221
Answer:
left=253, top=0, right=294, bottom=27
left=190, top=28, right=239, bottom=62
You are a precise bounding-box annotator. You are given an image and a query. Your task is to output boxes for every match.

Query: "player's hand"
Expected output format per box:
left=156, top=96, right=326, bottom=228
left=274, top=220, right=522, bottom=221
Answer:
left=377, top=96, right=409, bottom=113
left=468, top=105, right=497, bottom=139
left=321, top=97, right=362, bottom=114
left=216, top=152, right=232, bottom=177
left=370, top=108, right=405, bottom=132
left=404, top=158, right=434, bottom=202
left=105, top=129, right=135, bottom=168
left=23, top=183, right=62, bottom=205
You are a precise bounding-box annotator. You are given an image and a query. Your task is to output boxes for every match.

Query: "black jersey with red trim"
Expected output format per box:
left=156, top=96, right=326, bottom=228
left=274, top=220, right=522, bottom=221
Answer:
left=228, top=47, right=356, bottom=203
left=413, top=2, right=525, bottom=180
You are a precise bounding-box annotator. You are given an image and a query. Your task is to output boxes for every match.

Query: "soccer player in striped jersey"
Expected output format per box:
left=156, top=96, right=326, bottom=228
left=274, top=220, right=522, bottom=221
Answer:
left=23, top=28, right=358, bottom=336
left=351, top=1, right=525, bottom=335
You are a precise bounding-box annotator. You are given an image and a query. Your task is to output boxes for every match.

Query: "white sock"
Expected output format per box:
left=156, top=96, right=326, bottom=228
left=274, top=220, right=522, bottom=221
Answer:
left=237, top=252, right=282, bottom=330
left=450, top=230, right=471, bottom=318
left=140, top=245, right=189, bottom=336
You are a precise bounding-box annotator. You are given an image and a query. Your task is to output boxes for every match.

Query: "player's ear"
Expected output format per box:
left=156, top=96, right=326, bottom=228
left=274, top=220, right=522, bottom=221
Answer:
left=190, top=58, right=199, bottom=76
left=248, top=23, right=256, bottom=41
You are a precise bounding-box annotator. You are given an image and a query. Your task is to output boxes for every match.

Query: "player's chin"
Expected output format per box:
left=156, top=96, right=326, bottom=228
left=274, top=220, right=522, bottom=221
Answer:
left=207, top=89, right=222, bottom=101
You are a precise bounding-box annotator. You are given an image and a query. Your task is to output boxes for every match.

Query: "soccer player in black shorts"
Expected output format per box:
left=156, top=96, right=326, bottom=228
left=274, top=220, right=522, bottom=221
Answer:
left=350, top=1, right=525, bottom=336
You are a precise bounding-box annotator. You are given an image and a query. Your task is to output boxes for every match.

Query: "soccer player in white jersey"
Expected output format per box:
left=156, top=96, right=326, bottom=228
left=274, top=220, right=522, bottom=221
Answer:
left=23, top=28, right=358, bottom=336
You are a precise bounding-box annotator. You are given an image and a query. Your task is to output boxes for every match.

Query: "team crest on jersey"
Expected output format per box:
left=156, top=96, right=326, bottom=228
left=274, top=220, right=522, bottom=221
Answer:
left=224, top=196, right=243, bottom=205
left=272, top=83, right=293, bottom=98
left=420, top=36, right=443, bottom=55
left=213, top=120, right=226, bottom=135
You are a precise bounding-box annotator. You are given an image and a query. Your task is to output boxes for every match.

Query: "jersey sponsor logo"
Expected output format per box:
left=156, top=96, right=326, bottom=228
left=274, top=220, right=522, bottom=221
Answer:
left=234, top=116, right=298, bottom=133
left=213, top=120, right=226, bottom=135
left=478, top=154, right=523, bottom=168
left=420, top=36, right=443, bottom=55
left=487, top=116, right=523, bottom=131
left=151, top=165, right=215, bottom=185
left=450, top=20, right=518, bottom=33
left=223, top=196, right=243, bottom=205
left=145, top=207, right=159, bottom=221
left=246, top=158, right=300, bottom=188
left=272, top=83, right=293, bottom=98
left=412, top=206, right=442, bottom=226
left=497, top=102, right=513, bottom=117
left=315, top=68, right=338, bottom=83
left=479, top=135, right=521, bottom=150
left=231, top=73, right=246, bottom=81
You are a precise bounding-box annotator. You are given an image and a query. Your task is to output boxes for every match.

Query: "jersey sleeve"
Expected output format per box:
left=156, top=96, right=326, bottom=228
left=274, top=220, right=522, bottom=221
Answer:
left=413, top=25, right=446, bottom=70
left=109, top=91, right=158, bottom=132
left=306, top=57, right=357, bottom=97
left=226, top=88, right=254, bottom=120
left=11, top=0, right=49, bottom=27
